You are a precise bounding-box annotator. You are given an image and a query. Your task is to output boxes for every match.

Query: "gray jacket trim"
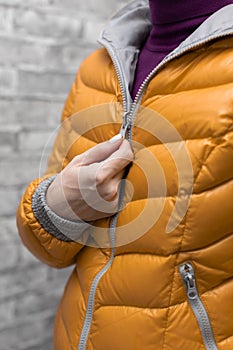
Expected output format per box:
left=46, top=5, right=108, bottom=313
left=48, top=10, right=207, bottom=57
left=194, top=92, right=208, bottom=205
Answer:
left=32, top=176, right=91, bottom=242
left=99, top=0, right=233, bottom=98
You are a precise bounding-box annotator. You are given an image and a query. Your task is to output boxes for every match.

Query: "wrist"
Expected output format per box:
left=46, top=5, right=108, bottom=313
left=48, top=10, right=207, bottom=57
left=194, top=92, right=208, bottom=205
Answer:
left=45, top=178, right=79, bottom=221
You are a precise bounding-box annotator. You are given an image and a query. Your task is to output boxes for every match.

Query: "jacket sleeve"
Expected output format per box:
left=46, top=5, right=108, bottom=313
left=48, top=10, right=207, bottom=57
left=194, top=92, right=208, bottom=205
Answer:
left=16, top=71, right=87, bottom=269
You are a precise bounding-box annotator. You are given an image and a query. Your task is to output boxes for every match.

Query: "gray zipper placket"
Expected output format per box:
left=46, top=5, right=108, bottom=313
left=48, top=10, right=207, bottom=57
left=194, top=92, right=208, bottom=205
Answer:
left=97, top=37, right=133, bottom=138
left=179, top=263, right=218, bottom=350
left=78, top=30, right=233, bottom=350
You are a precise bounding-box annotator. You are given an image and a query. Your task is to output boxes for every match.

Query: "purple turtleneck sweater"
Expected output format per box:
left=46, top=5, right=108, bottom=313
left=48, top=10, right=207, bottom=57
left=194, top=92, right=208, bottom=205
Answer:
left=131, top=0, right=233, bottom=99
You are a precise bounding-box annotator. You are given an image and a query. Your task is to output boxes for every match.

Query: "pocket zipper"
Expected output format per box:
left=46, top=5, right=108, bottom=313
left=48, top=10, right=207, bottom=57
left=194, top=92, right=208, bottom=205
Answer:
left=179, top=262, right=218, bottom=350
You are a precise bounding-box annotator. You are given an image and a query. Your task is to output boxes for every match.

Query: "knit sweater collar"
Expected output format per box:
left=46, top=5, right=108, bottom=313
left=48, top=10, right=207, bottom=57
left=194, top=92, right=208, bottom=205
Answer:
left=149, top=0, right=233, bottom=25
left=147, top=0, right=233, bottom=51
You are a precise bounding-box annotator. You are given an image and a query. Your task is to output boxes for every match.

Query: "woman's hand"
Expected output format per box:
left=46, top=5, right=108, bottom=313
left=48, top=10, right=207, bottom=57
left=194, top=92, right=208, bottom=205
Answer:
left=46, top=137, right=133, bottom=221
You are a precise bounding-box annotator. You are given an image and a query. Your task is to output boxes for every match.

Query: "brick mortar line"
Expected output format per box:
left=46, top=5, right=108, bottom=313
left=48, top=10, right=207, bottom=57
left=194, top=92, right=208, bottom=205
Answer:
left=0, top=93, right=67, bottom=101
left=0, top=283, right=65, bottom=304
left=0, top=3, right=109, bottom=17
left=0, top=59, right=93, bottom=72
left=0, top=151, right=52, bottom=157
left=0, top=32, right=101, bottom=45
left=0, top=309, right=55, bottom=331
left=9, top=335, right=55, bottom=350
left=15, top=66, right=80, bottom=74
left=0, top=94, right=66, bottom=102
left=0, top=32, right=80, bottom=45
left=0, top=33, right=97, bottom=48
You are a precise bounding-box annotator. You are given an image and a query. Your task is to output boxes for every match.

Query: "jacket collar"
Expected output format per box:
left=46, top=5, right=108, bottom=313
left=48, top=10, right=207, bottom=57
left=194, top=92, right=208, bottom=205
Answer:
left=98, top=0, right=233, bottom=102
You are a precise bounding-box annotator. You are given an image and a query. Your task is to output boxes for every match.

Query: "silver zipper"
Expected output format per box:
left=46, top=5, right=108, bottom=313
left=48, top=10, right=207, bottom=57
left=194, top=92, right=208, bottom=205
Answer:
left=78, top=238, right=114, bottom=350
left=101, top=31, right=233, bottom=141
left=126, top=30, right=233, bottom=140
left=179, top=262, right=218, bottom=350
left=78, top=181, right=126, bottom=350
left=98, top=38, right=133, bottom=140
left=78, top=30, right=233, bottom=350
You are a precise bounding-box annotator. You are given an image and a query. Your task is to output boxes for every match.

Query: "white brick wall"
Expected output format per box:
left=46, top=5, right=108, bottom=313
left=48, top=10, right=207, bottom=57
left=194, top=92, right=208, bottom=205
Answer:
left=0, top=1, right=129, bottom=349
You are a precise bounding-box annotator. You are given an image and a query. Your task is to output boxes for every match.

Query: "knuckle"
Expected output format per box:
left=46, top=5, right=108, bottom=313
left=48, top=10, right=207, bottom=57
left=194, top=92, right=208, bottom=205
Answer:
left=126, top=149, right=134, bottom=161
left=95, top=168, right=106, bottom=186
left=104, top=184, right=118, bottom=202
left=73, top=154, right=82, bottom=164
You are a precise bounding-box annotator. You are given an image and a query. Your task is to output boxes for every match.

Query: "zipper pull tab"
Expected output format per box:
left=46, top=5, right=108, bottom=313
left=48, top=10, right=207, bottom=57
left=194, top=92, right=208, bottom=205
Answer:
left=120, top=111, right=131, bottom=139
left=179, top=263, right=197, bottom=300
left=120, top=121, right=129, bottom=139
left=179, top=262, right=218, bottom=350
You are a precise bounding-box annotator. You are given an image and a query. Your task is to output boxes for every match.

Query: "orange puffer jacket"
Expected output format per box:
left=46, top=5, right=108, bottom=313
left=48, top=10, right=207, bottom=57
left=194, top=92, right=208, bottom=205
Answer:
left=17, top=1, right=233, bottom=349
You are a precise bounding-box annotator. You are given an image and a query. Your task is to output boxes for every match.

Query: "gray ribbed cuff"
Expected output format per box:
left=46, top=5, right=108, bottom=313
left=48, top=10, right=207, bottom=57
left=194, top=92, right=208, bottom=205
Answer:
left=32, top=176, right=91, bottom=242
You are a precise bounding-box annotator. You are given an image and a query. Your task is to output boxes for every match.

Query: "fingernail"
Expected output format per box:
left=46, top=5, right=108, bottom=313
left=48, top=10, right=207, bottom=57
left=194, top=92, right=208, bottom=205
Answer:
left=109, top=134, right=122, bottom=144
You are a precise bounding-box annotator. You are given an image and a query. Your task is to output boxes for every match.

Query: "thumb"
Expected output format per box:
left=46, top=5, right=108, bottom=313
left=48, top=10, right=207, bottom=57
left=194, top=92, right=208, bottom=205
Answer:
left=100, top=139, right=134, bottom=178
left=74, top=134, right=123, bottom=166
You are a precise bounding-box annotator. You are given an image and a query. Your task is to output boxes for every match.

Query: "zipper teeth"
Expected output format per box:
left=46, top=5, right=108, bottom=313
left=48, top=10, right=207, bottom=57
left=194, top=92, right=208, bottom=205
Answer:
left=192, top=298, right=216, bottom=348
left=78, top=231, right=116, bottom=350
left=98, top=38, right=129, bottom=114
left=127, top=31, right=233, bottom=130
left=78, top=181, right=126, bottom=350
left=179, top=263, right=218, bottom=350
left=78, top=251, right=115, bottom=350
left=100, top=31, right=233, bottom=141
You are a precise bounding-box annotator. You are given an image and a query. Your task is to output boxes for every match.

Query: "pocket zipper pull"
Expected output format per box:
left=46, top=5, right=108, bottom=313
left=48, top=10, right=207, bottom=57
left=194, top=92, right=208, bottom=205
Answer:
left=181, top=263, right=197, bottom=300
left=179, top=262, right=218, bottom=350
